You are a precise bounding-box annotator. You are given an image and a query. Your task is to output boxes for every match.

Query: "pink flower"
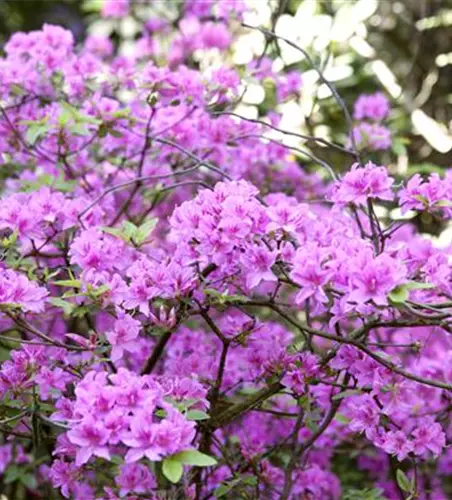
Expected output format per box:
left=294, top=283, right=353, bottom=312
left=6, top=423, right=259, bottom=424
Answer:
left=348, top=395, right=380, bottom=438
left=411, top=418, right=446, bottom=457
left=349, top=123, right=392, bottom=151
left=380, top=430, right=413, bottom=461
left=0, top=269, right=48, bottom=312
left=48, top=459, right=79, bottom=498
left=115, top=463, right=156, bottom=496
left=241, top=245, right=277, bottom=289
left=101, top=0, right=129, bottom=18
left=290, top=244, right=332, bottom=305
left=353, top=92, right=390, bottom=121
left=399, top=173, right=452, bottom=218
left=67, top=416, right=111, bottom=466
left=0, top=444, right=12, bottom=474
left=105, top=314, right=141, bottom=361
left=331, top=162, right=394, bottom=206
left=347, top=250, right=406, bottom=306
left=282, top=353, right=319, bottom=394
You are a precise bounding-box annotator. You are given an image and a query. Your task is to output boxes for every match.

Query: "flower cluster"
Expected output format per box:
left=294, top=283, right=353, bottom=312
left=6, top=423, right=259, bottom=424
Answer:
left=399, top=172, right=452, bottom=218
left=350, top=92, right=392, bottom=151
left=0, top=4, right=450, bottom=500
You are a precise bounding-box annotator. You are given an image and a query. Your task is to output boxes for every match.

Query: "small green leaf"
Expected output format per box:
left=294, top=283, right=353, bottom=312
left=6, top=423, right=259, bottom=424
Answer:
left=186, top=410, right=210, bottom=421
left=134, top=218, right=158, bottom=246
left=396, top=469, right=413, bottom=493
left=413, top=194, right=428, bottom=206
left=69, top=123, right=91, bottom=136
left=404, top=281, right=435, bottom=291
left=214, top=484, right=231, bottom=498
left=109, top=455, right=124, bottom=465
left=162, top=458, right=183, bottom=483
left=172, top=450, right=217, bottom=467
left=108, top=128, right=123, bottom=138
left=52, top=279, right=82, bottom=288
left=25, top=123, right=50, bottom=145
left=332, top=389, right=362, bottom=401
left=435, top=199, right=452, bottom=208
left=102, top=227, right=123, bottom=238
left=48, top=297, right=75, bottom=316
left=122, top=221, right=138, bottom=240
left=389, top=285, right=409, bottom=304
left=334, top=413, right=351, bottom=424
left=20, top=473, right=37, bottom=489
left=4, top=465, right=21, bottom=484
left=389, top=281, right=435, bottom=304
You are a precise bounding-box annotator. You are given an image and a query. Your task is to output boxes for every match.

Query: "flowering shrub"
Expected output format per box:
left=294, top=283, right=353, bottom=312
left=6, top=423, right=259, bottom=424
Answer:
left=0, top=1, right=451, bottom=499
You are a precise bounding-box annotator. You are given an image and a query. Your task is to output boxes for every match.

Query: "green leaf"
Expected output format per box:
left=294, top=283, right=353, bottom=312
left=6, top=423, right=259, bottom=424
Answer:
left=25, top=123, right=50, bottom=145
left=69, top=123, right=91, bottom=136
left=122, top=221, right=138, bottom=240
left=332, top=389, right=362, bottom=401
left=48, top=297, right=74, bottom=316
left=334, top=413, right=351, bottom=424
left=162, top=458, right=183, bottom=483
left=20, top=473, right=37, bottom=489
left=186, top=409, right=210, bottom=421
left=214, top=484, right=231, bottom=498
left=109, top=455, right=124, bottom=465
left=389, top=281, right=435, bottom=304
left=435, top=199, right=452, bottom=208
left=404, top=281, right=435, bottom=291
left=413, top=194, right=428, bottom=206
left=10, top=84, right=25, bottom=96
left=82, top=0, right=103, bottom=12
left=108, top=128, right=123, bottom=138
left=52, top=279, right=82, bottom=288
left=342, top=487, right=387, bottom=500
left=396, top=469, right=413, bottom=493
left=112, top=107, right=131, bottom=119
left=388, top=285, right=409, bottom=304
left=101, top=226, right=123, bottom=238
left=134, top=218, right=158, bottom=246
left=60, top=101, right=101, bottom=125
left=4, top=465, right=21, bottom=484
left=172, top=450, right=217, bottom=467
left=214, top=475, right=257, bottom=498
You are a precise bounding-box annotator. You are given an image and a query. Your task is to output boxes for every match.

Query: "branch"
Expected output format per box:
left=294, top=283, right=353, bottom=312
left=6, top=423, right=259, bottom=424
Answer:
left=241, top=23, right=360, bottom=159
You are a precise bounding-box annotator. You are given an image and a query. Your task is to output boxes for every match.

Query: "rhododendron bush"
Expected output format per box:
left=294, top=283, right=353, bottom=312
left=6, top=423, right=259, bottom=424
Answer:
left=0, top=1, right=451, bottom=499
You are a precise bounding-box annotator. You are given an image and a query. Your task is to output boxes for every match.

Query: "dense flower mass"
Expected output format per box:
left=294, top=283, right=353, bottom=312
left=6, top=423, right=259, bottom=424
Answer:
left=0, top=2, right=450, bottom=500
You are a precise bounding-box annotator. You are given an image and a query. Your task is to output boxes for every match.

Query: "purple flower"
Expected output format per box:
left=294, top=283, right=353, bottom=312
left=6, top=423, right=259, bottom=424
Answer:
left=411, top=417, right=446, bottom=457
left=282, top=353, right=319, bottom=394
left=101, top=0, right=129, bottom=18
left=349, top=123, right=392, bottom=151
left=105, top=314, right=141, bottom=362
left=399, top=173, right=452, bottom=218
left=380, top=430, right=413, bottom=461
left=49, top=459, right=79, bottom=498
left=277, top=71, right=302, bottom=101
left=353, top=92, right=390, bottom=121
left=290, top=244, right=332, bottom=305
left=0, top=444, right=12, bottom=474
left=0, top=269, right=48, bottom=313
left=348, top=395, right=380, bottom=438
left=331, top=162, right=394, bottom=206
left=115, top=463, right=156, bottom=496
left=67, top=416, right=111, bottom=466
left=241, top=245, right=278, bottom=290
left=347, top=250, right=406, bottom=306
